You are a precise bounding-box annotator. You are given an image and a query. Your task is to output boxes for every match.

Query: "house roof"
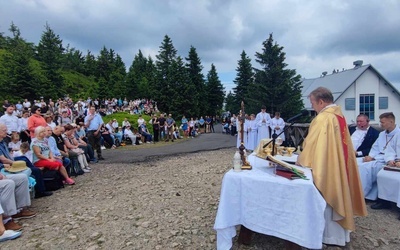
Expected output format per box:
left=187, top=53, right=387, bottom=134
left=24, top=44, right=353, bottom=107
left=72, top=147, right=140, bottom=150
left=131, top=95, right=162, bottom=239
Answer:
left=300, top=64, right=400, bottom=109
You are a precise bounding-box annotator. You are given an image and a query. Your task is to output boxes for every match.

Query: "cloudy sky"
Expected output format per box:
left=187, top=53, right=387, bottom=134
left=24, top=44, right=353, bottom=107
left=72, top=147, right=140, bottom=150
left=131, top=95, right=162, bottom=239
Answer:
left=1, top=0, right=400, bottom=92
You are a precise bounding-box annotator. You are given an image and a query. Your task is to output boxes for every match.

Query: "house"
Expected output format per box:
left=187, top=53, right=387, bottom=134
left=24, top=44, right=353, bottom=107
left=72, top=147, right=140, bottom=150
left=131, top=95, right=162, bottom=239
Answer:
left=300, top=60, right=400, bottom=125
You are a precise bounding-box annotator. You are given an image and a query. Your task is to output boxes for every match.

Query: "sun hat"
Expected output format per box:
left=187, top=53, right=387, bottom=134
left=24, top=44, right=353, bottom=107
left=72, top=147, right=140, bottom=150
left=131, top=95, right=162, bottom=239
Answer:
left=6, top=161, right=28, bottom=173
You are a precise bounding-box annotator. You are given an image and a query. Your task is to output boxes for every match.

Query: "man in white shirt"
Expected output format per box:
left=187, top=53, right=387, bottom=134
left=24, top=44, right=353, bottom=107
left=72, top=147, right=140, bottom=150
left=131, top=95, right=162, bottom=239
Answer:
left=269, top=112, right=285, bottom=142
left=0, top=106, right=19, bottom=143
left=358, top=112, right=400, bottom=203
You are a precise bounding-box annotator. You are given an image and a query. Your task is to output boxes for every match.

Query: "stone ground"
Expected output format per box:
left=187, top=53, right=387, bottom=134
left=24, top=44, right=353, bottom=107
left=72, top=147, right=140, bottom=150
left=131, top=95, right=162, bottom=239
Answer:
left=3, top=127, right=400, bottom=249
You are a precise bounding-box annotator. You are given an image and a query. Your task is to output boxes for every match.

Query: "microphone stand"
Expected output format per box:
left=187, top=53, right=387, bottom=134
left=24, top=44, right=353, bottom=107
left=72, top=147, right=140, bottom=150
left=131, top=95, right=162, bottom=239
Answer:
left=263, top=120, right=299, bottom=157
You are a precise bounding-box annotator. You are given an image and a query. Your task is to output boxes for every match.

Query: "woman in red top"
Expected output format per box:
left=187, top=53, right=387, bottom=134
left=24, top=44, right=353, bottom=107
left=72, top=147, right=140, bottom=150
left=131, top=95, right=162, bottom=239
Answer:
left=27, top=106, right=47, bottom=138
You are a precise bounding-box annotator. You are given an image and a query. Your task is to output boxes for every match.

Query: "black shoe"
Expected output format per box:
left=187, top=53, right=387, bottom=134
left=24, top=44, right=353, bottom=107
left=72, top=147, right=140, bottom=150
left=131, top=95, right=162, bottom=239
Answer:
left=35, top=191, right=53, bottom=199
left=98, top=156, right=105, bottom=160
left=371, top=200, right=391, bottom=210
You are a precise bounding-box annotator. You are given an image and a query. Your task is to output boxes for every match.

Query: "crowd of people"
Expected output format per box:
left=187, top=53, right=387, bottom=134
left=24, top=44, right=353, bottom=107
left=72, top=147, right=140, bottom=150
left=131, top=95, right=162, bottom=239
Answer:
left=0, top=96, right=165, bottom=241
left=0, top=95, right=224, bottom=241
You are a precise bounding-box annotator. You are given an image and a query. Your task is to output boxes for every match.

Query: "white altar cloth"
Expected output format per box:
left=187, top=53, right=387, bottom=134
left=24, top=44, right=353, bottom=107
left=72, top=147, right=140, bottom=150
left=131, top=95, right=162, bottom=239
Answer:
left=214, top=153, right=326, bottom=249
left=377, top=169, right=400, bottom=208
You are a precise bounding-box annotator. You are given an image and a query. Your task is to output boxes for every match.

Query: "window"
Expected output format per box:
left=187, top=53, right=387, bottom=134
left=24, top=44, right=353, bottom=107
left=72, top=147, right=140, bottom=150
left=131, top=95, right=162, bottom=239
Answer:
left=360, top=94, right=375, bottom=120
left=379, top=97, right=388, bottom=109
left=345, top=98, right=355, bottom=110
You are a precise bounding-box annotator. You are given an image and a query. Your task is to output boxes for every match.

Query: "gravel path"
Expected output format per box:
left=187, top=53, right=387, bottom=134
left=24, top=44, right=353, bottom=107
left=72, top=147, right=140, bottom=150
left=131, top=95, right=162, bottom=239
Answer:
left=3, top=130, right=400, bottom=249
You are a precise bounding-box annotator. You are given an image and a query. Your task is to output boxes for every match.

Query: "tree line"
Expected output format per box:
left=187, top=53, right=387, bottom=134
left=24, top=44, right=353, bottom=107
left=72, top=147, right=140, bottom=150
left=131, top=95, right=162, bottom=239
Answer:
left=0, top=22, right=303, bottom=118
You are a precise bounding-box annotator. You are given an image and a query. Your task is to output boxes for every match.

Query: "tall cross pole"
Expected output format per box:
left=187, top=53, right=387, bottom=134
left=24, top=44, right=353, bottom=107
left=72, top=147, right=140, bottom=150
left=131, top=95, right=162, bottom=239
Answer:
left=238, top=101, right=251, bottom=168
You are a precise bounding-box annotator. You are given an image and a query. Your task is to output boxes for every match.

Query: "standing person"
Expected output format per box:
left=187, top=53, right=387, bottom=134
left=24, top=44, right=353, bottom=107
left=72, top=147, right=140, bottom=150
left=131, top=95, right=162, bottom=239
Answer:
left=27, top=106, right=47, bottom=138
left=269, top=112, right=285, bottom=143
left=158, top=114, right=166, bottom=140
left=165, top=114, right=175, bottom=142
left=0, top=106, right=19, bottom=142
left=256, top=105, right=271, bottom=146
left=296, top=87, right=367, bottom=247
left=84, top=106, right=105, bottom=160
left=151, top=114, right=159, bottom=143
left=230, top=114, right=237, bottom=136
left=245, top=114, right=258, bottom=151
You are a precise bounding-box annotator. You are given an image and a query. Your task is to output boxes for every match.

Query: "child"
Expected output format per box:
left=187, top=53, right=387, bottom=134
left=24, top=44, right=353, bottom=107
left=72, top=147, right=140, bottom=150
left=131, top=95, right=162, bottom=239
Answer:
left=8, top=133, right=22, bottom=153
left=13, top=141, right=33, bottom=163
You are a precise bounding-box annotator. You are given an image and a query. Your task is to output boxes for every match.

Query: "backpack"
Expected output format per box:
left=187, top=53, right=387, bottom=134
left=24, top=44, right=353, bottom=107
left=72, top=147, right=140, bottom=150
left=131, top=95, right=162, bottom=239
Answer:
left=42, top=170, right=64, bottom=191
left=68, top=157, right=85, bottom=177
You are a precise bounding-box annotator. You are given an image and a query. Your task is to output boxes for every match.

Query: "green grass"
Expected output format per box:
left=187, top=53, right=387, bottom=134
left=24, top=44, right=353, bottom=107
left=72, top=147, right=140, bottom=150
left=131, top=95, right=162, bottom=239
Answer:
left=104, top=112, right=153, bottom=133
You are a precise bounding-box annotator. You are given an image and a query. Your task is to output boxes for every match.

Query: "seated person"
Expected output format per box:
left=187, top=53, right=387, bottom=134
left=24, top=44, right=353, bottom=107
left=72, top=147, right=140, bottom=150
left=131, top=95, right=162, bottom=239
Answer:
left=140, top=121, right=153, bottom=143
left=45, top=126, right=71, bottom=170
left=358, top=112, right=400, bottom=201
left=12, top=142, right=33, bottom=163
left=0, top=123, right=52, bottom=198
left=8, top=133, right=21, bottom=154
left=373, top=132, right=400, bottom=211
left=31, top=126, right=75, bottom=185
left=0, top=204, right=22, bottom=242
left=0, top=172, right=36, bottom=231
left=99, top=123, right=116, bottom=149
left=63, top=124, right=91, bottom=172
left=349, top=113, right=379, bottom=157
left=123, top=126, right=141, bottom=145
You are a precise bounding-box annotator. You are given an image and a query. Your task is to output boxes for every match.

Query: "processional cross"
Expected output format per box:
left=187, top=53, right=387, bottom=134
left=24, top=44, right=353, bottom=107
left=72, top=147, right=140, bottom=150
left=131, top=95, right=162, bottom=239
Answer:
left=239, top=101, right=251, bottom=169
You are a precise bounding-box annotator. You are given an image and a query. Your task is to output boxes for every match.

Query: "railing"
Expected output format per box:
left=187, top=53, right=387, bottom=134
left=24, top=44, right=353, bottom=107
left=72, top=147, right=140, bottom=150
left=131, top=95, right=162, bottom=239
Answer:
left=284, top=123, right=310, bottom=147
left=284, top=123, right=383, bottom=148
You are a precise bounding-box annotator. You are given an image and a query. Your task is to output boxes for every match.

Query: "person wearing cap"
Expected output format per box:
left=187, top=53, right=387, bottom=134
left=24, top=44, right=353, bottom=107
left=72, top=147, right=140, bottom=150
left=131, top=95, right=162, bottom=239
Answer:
left=255, top=105, right=271, bottom=147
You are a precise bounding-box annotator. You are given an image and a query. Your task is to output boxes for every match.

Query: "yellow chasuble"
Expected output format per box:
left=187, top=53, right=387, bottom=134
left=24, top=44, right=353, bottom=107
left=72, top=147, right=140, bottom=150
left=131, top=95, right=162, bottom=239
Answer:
left=298, top=106, right=367, bottom=231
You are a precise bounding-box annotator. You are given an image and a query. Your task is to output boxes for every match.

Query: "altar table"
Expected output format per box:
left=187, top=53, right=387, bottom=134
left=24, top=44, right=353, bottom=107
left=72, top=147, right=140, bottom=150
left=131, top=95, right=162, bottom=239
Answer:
left=213, top=153, right=326, bottom=249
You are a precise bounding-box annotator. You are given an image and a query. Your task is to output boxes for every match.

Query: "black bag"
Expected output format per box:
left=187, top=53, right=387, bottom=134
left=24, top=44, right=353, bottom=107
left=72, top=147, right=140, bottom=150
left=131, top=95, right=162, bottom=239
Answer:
left=69, top=157, right=84, bottom=176
left=42, top=170, right=64, bottom=191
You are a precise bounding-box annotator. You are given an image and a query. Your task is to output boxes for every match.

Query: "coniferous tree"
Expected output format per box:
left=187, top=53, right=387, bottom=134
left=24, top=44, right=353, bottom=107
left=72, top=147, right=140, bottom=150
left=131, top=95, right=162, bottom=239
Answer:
left=233, top=50, right=254, bottom=113
left=224, top=91, right=236, bottom=115
left=205, top=64, right=225, bottom=116
left=83, top=50, right=97, bottom=77
left=185, top=46, right=205, bottom=116
left=36, top=23, right=65, bottom=99
left=126, top=50, right=149, bottom=99
left=249, top=33, right=303, bottom=118
left=169, top=56, right=196, bottom=117
left=110, top=54, right=127, bottom=98
left=155, top=35, right=177, bottom=113
left=63, top=45, right=84, bottom=74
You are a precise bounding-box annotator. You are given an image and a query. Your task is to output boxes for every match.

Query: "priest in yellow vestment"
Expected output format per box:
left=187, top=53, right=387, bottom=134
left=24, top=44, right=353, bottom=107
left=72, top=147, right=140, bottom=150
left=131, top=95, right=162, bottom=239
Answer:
left=297, top=87, right=367, bottom=244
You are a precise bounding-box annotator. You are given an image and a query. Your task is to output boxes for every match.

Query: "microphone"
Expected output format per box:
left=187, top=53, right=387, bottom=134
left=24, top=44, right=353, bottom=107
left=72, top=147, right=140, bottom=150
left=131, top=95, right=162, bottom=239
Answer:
left=287, top=109, right=309, bottom=123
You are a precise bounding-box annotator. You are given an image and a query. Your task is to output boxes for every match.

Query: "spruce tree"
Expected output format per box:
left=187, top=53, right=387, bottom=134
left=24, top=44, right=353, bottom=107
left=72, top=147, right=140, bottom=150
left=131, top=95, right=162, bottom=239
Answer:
left=155, top=35, right=177, bottom=113
left=233, top=50, right=254, bottom=113
left=250, top=33, right=303, bottom=117
left=185, top=46, right=205, bottom=116
left=36, top=23, right=65, bottom=99
left=205, top=64, right=225, bottom=116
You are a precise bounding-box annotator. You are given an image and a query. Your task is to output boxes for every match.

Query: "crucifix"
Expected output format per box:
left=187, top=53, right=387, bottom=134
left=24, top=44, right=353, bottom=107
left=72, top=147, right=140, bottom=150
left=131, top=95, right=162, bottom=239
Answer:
left=238, top=101, right=251, bottom=169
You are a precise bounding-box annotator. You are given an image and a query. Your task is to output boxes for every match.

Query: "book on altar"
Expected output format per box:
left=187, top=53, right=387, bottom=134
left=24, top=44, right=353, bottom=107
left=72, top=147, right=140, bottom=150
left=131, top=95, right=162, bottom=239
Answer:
left=267, top=155, right=307, bottom=180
